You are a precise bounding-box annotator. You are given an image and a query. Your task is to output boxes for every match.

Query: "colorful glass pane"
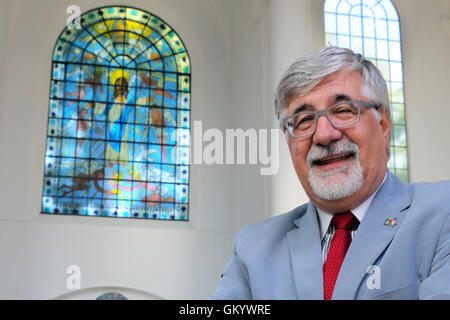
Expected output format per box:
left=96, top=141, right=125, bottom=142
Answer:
left=324, top=0, right=409, bottom=182
left=42, top=6, right=191, bottom=220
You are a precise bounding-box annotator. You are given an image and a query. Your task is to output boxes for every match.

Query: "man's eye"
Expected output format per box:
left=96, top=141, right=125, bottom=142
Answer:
left=335, top=107, right=352, bottom=113
left=296, top=116, right=314, bottom=127
left=332, top=106, right=358, bottom=116
left=301, top=116, right=314, bottom=122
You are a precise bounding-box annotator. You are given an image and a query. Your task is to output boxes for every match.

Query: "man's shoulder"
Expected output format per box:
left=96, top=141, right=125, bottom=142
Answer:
left=399, top=179, right=450, bottom=229
left=408, top=179, right=450, bottom=207
left=410, top=179, right=450, bottom=191
left=235, top=203, right=308, bottom=245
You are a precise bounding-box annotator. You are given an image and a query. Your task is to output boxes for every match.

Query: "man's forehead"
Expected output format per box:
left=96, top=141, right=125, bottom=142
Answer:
left=287, top=92, right=355, bottom=109
left=314, top=69, right=362, bottom=90
left=287, top=71, right=363, bottom=106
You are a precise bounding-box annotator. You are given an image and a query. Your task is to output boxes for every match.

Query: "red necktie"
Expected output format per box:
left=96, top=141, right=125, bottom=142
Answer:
left=323, top=211, right=357, bottom=300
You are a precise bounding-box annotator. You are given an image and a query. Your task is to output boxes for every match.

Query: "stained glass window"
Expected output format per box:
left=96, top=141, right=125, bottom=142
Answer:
left=42, top=6, right=191, bottom=220
left=324, top=0, right=409, bottom=182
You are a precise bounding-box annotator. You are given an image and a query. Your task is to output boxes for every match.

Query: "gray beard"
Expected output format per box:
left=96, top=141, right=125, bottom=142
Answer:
left=307, top=140, right=363, bottom=201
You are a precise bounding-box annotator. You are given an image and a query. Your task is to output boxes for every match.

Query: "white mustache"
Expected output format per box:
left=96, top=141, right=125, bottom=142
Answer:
left=306, top=139, right=360, bottom=168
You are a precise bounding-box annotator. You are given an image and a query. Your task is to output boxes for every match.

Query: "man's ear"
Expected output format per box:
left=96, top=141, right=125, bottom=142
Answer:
left=379, top=108, right=391, bottom=145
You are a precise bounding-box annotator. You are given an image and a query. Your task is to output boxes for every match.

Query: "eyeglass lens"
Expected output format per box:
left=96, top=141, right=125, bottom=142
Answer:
left=287, top=102, right=360, bottom=137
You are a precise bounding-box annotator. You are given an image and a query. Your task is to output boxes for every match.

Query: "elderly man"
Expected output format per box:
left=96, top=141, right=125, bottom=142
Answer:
left=212, top=46, right=450, bottom=300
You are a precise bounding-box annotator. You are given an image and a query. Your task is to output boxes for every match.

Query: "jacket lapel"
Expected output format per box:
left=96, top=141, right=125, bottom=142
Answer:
left=332, top=171, right=412, bottom=299
left=287, top=202, right=324, bottom=299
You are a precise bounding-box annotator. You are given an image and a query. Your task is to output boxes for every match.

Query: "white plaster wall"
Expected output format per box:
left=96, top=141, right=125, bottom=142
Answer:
left=392, top=0, right=450, bottom=183
left=0, top=1, right=8, bottom=118
left=227, top=0, right=273, bottom=232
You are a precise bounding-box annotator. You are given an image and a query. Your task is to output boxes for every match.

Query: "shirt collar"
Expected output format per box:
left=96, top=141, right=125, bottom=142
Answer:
left=316, top=173, right=387, bottom=240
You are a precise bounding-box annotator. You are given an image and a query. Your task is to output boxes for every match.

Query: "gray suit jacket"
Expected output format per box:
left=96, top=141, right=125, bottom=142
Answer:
left=212, top=170, right=450, bottom=299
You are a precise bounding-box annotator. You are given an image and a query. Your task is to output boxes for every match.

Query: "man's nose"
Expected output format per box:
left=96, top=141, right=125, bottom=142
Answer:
left=312, top=114, right=343, bottom=146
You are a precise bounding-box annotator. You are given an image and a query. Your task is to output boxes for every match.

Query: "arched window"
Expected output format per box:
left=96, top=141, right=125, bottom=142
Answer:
left=42, top=6, right=191, bottom=220
left=324, top=0, right=408, bottom=182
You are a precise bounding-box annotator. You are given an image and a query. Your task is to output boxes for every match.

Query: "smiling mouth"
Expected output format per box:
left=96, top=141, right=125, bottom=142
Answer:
left=313, top=152, right=355, bottom=166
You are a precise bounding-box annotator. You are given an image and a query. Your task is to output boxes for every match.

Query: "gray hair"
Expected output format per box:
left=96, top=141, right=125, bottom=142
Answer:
left=274, top=46, right=391, bottom=157
left=274, top=46, right=390, bottom=121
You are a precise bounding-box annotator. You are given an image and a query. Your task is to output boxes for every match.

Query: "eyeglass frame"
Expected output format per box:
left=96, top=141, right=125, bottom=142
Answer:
left=282, top=99, right=381, bottom=138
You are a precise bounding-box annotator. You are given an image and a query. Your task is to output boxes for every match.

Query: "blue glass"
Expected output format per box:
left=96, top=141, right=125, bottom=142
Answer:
left=42, top=6, right=191, bottom=220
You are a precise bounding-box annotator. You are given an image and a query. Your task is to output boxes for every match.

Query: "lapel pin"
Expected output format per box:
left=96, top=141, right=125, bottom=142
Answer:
left=384, top=218, right=397, bottom=227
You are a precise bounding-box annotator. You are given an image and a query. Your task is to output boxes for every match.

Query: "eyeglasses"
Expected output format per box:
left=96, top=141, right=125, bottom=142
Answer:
left=282, top=100, right=379, bottom=138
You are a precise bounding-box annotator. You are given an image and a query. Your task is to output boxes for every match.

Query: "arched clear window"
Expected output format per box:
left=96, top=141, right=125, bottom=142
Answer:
left=324, top=0, right=408, bottom=182
left=42, top=6, right=191, bottom=220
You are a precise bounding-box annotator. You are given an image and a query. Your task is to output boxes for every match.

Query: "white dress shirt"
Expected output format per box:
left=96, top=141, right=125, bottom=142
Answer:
left=316, top=173, right=387, bottom=263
